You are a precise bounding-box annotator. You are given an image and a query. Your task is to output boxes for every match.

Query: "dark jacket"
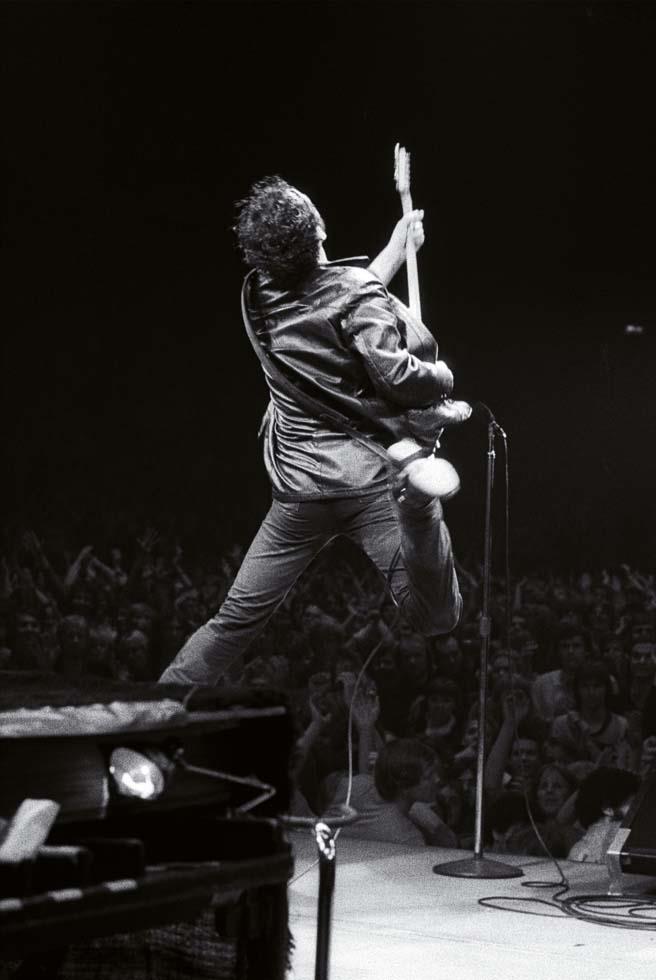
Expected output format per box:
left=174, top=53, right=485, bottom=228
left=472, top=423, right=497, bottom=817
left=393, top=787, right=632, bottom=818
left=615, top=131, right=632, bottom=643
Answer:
left=247, top=259, right=454, bottom=500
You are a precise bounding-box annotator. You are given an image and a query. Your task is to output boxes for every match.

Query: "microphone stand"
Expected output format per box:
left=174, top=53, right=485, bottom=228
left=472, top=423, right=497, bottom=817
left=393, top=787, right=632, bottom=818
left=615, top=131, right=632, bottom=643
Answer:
left=434, top=418, right=522, bottom=880
left=281, top=806, right=360, bottom=980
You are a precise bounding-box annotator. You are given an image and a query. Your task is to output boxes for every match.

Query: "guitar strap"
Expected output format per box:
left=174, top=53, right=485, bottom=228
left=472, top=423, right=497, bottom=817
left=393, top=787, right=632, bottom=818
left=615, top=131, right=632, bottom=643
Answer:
left=240, top=270, right=410, bottom=470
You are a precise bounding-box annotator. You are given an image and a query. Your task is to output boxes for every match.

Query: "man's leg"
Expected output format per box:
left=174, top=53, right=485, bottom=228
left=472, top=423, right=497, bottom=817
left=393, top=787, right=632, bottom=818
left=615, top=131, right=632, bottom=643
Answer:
left=344, top=488, right=462, bottom=635
left=159, top=499, right=332, bottom=685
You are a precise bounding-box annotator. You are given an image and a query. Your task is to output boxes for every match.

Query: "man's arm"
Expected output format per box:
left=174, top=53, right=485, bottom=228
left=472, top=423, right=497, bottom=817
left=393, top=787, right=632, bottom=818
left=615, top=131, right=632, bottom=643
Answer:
left=342, top=276, right=454, bottom=407
left=368, top=210, right=424, bottom=287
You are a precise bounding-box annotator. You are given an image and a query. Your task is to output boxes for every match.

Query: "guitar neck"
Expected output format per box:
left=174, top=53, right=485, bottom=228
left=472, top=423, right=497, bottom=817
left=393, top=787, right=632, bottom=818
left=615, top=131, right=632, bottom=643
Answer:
left=400, top=189, right=421, bottom=321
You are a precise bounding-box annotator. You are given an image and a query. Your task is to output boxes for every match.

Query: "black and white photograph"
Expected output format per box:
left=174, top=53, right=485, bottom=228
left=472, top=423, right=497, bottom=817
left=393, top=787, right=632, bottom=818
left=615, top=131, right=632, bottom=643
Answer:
left=2, top=2, right=656, bottom=978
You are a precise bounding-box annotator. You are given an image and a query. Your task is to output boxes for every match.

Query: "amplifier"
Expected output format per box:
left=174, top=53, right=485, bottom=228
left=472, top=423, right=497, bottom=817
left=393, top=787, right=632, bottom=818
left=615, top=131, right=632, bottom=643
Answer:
left=606, top=772, right=656, bottom=894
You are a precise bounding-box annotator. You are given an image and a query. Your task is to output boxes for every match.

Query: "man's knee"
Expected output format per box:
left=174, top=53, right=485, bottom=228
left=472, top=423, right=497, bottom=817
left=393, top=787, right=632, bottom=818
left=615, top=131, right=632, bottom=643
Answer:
left=404, top=591, right=462, bottom=637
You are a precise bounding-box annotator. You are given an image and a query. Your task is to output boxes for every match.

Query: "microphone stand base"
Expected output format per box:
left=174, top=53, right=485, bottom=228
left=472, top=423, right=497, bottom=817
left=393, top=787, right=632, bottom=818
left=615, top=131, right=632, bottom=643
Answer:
left=433, top=855, right=523, bottom=879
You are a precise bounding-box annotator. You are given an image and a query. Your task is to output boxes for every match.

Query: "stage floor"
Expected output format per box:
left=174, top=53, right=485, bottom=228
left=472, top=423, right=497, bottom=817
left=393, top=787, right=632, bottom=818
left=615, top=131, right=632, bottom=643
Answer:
left=288, top=831, right=656, bottom=980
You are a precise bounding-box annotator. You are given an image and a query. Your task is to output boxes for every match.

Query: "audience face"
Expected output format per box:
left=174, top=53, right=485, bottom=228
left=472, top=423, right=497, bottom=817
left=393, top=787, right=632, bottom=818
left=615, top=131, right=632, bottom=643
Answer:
left=631, top=620, right=654, bottom=645
left=129, top=603, right=154, bottom=635
left=16, top=612, right=40, bottom=642
left=41, top=602, right=60, bottom=631
left=560, top=609, right=583, bottom=629
left=115, top=604, right=130, bottom=636
left=177, top=592, right=204, bottom=627
left=14, top=612, right=44, bottom=667
left=639, top=736, right=656, bottom=778
left=601, top=637, right=625, bottom=676
left=630, top=642, right=656, bottom=682
left=510, top=737, right=540, bottom=782
left=70, top=589, right=93, bottom=617
left=119, top=629, right=151, bottom=680
left=558, top=634, right=586, bottom=675
left=542, top=737, right=570, bottom=765
left=302, top=605, right=326, bottom=634
left=372, top=647, right=397, bottom=676
left=589, top=608, right=611, bottom=635
left=536, top=766, right=571, bottom=818
left=433, top=635, right=463, bottom=674
left=308, top=670, right=332, bottom=707
left=462, top=718, right=479, bottom=751
left=398, top=634, right=429, bottom=684
left=426, top=689, right=456, bottom=728
left=578, top=676, right=607, bottom=713
left=511, top=629, right=538, bottom=671
left=59, top=614, right=89, bottom=651
left=335, top=653, right=359, bottom=677
left=87, top=626, right=117, bottom=676
left=489, top=652, right=512, bottom=689
left=58, top=614, right=89, bottom=676
left=551, top=585, right=569, bottom=607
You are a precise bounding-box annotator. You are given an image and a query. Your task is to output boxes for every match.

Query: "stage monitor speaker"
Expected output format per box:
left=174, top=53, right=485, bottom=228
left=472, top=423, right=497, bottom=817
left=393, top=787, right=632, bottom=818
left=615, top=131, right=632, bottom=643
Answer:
left=606, top=771, right=656, bottom=894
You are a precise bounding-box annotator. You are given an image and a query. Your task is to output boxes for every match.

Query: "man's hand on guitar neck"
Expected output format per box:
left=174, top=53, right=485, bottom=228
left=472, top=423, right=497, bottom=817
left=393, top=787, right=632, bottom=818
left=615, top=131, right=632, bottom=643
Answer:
left=368, top=209, right=424, bottom=287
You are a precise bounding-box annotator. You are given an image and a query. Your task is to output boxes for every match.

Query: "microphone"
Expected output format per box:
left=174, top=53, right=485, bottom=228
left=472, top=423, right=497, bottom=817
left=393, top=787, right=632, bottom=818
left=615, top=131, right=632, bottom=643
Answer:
left=471, top=401, right=507, bottom=438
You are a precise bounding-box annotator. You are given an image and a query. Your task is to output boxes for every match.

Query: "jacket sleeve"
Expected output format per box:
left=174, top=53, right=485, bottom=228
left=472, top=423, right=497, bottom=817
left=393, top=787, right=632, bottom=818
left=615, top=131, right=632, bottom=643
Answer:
left=340, top=273, right=453, bottom=408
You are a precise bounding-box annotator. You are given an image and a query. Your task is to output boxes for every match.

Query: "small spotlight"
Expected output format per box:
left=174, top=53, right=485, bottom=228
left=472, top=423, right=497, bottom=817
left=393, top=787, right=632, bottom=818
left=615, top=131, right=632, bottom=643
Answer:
left=109, top=748, right=166, bottom=800
left=624, top=324, right=645, bottom=336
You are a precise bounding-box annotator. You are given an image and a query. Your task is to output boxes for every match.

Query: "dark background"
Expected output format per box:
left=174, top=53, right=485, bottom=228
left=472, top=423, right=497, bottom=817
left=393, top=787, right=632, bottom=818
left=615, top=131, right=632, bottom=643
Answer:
left=3, top=1, right=655, bottom=569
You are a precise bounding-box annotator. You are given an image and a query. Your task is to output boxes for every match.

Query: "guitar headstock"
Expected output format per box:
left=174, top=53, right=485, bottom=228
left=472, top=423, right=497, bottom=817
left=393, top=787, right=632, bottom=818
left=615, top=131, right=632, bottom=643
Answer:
left=394, top=143, right=411, bottom=196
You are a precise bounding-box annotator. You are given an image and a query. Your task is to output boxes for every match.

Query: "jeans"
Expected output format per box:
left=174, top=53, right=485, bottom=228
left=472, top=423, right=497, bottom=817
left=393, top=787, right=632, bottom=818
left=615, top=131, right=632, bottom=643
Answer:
left=159, top=488, right=462, bottom=686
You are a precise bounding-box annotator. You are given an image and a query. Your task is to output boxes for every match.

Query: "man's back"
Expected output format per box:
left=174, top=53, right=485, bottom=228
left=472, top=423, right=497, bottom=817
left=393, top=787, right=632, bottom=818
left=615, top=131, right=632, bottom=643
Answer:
left=248, top=262, right=444, bottom=500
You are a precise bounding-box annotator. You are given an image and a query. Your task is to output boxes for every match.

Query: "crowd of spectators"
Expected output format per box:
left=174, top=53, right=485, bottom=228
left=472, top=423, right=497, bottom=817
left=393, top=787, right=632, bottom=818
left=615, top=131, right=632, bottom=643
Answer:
left=1, top=523, right=655, bottom=865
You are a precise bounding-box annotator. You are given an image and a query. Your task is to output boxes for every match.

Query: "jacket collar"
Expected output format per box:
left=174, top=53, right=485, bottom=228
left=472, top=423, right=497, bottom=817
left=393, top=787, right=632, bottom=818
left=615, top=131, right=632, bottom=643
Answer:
left=322, top=256, right=370, bottom=268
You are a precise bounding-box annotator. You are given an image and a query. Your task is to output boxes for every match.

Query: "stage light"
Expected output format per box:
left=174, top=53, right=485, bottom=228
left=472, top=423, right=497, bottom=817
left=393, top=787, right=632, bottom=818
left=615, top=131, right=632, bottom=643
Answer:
left=109, top=748, right=166, bottom=800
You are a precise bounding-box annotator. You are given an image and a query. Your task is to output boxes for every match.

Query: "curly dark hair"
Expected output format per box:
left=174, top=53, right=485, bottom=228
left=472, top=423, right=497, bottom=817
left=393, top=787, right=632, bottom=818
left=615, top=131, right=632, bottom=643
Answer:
left=374, top=738, right=437, bottom=801
left=234, top=176, right=323, bottom=284
left=572, top=662, right=613, bottom=710
left=574, top=766, right=639, bottom=828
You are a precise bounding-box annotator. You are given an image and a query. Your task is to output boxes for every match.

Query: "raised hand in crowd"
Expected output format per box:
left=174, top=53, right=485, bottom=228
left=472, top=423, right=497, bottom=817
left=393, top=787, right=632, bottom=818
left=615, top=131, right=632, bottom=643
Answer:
left=21, top=530, right=65, bottom=600
left=63, top=544, right=95, bottom=591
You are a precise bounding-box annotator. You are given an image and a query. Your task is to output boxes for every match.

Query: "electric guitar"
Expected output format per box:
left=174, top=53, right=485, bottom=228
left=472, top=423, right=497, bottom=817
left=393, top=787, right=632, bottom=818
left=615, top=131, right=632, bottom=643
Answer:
left=394, top=143, right=421, bottom=321
left=389, top=143, right=468, bottom=498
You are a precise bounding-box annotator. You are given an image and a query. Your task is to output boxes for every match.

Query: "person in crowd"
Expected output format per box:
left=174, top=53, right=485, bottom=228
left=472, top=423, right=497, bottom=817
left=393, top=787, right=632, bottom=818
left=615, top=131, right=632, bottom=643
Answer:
left=13, top=609, right=49, bottom=671
left=549, top=663, right=632, bottom=768
left=512, top=576, right=560, bottom=673
left=333, top=737, right=458, bottom=847
left=484, top=686, right=543, bottom=796
left=158, top=175, right=469, bottom=686
left=486, top=764, right=582, bottom=858
left=530, top=762, right=583, bottom=855
left=56, top=613, right=90, bottom=678
left=508, top=628, right=540, bottom=682
left=624, top=641, right=656, bottom=715
left=406, top=675, right=463, bottom=757
left=637, top=735, right=656, bottom=778
left=620, top=641, right=656, bottom=754
left=531, top=625, right=592, bottom=723
left=116, top=628, right=152, bottom=682
left=599, top=633, right=629, bottom=707
left=320, top=678, right=384, bottom=810
left=368, top=642, right=404, bottom=734
left=87, top=624, right=119, bottom=679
